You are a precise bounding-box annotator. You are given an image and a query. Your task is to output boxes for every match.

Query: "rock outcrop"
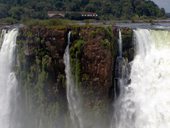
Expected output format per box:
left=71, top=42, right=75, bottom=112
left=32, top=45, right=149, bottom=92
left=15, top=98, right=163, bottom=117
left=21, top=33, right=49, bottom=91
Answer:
left=16, top=26, right=68, bottom=127
left=16, top=24, right=133, bottom=127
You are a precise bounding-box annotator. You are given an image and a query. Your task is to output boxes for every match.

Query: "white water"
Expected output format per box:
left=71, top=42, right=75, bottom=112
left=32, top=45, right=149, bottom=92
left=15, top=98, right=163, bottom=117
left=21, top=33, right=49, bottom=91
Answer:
left=112, top=29, right=170, bottom=128
left=64, top=32, right=83, bottom=128
left=0, top=28, right=18, bottom=128
left=118, top=29, right=122, bottom=57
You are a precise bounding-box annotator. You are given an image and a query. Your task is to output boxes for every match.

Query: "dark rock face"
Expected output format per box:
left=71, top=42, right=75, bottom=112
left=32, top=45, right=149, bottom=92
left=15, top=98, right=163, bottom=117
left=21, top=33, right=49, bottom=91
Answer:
left=80, top=32, right=113, bottom=107
left=122, top=28, right=134, bottom=62
left=82, top=39, right=112, bottom=87
left=82, top=39, right=113, bottom=128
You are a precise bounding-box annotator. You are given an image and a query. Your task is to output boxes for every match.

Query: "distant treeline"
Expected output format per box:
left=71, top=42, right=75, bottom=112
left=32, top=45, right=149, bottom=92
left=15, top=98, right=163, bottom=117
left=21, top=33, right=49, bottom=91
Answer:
left=166, top=13, right=170, bottom=18
left=0, top=0, right=166, bottom=21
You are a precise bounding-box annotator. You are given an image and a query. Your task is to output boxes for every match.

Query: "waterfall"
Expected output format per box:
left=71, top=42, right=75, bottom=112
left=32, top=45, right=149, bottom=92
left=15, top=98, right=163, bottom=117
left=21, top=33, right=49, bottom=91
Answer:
left=0, top=28, right=18, bottom=128
left=112, top=29, right=170, bottom=128
left=118, top=29, right=122, bottom=57
left=113, top=29, right=130, bottom=99
left=64, top=31, right=83, bottom=128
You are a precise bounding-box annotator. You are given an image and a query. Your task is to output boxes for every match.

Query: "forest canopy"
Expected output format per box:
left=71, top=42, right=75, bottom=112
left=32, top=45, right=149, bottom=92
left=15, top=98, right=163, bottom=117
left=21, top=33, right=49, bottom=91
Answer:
left=0, top=0, right=166, bottom=21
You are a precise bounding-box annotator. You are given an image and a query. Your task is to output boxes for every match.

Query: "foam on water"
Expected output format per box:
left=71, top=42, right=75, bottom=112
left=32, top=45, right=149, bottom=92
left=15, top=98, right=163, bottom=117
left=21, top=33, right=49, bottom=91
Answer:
left=112, top=29, right=170, bottom=128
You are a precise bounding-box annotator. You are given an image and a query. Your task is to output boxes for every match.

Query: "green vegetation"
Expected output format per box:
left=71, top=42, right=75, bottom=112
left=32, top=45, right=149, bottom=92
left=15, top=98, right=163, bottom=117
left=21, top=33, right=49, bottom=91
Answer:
left=23, top=19, right=75, bottom=28
left=0, top=0, right=166, bottom=22
left=121, top=29, right=134, bottom=62
left=16, top=30, right=62, bottom=127
left=101, top=39, right=111, bottom=49
left=69, top=26, right=115, bottom=87
left=70, top=39, right=85, bottom=85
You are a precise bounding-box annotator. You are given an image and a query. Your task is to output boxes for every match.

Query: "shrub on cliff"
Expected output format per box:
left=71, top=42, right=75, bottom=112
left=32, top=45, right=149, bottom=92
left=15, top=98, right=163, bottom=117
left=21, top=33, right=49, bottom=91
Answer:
left=23, top=19, right=74, bottom=28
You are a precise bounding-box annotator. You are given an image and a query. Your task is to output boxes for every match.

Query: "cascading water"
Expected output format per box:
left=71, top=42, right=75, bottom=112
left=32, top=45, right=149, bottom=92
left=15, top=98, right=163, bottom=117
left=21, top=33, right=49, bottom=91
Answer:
left=64, top=31, right=83, bottom=128
left=118, top=29, right=122, bottom=57
left=0, top=28, right=18, bottom=128
left=112, top=28, right=170, bottom=128
left=113, top=29, right=130, bottom=99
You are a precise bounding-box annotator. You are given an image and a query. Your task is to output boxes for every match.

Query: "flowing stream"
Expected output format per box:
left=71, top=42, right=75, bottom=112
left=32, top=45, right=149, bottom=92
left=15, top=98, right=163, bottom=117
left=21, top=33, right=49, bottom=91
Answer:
left=112, top=29, right=170, bottom=128
left=64, top=31, right=83, bottom=128
left=0, top=28, right=18, bottom=128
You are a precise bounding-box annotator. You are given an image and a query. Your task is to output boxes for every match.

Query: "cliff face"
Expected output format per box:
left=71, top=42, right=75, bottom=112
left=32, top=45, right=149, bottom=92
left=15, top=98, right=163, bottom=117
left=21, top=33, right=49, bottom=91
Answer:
left=16, top=25, right=133, bottom=127
left=16, top=26, right=68, bottom=127
left=69, top=27, right=116, bottom=127
left=18, top=26, right=67, bottom=101
left=121, top=28, right=134, bottom=62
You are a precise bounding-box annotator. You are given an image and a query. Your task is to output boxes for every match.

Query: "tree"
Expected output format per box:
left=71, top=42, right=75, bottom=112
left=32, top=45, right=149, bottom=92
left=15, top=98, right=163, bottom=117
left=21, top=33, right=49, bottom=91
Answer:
left=0, top=4, right=9, bottom=18
left=0, top=0, right=166, bottom=20
left=121, top=0, right=133, bottom=19
left=9, top=6, right=25, bottom=20
left=84, top=4, right=93, bottom=12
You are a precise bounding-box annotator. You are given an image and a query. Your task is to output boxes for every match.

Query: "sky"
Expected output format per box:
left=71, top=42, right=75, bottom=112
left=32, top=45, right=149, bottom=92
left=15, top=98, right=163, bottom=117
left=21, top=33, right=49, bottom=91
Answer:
left=152, top=0, right=170, bottom=13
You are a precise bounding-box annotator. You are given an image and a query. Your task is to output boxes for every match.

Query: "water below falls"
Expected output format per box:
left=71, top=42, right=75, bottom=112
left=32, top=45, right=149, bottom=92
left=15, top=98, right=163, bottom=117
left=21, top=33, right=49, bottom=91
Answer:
left=112, top=29, right=170, bottom=128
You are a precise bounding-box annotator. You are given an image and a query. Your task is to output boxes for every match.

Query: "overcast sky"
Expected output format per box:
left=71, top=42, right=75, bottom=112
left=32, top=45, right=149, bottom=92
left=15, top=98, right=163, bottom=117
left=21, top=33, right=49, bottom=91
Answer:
left=152, top=0, right=170, bottom=13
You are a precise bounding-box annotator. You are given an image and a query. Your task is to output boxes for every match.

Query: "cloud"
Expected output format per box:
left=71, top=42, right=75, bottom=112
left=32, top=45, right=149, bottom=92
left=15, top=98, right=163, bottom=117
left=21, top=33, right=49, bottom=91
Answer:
left=152, top=0, right=170, bottom=12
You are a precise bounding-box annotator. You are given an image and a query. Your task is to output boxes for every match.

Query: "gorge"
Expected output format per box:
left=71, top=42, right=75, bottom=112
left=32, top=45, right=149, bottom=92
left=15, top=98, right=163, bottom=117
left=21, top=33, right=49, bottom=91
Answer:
left=0, top=23, right=170, bottom=128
